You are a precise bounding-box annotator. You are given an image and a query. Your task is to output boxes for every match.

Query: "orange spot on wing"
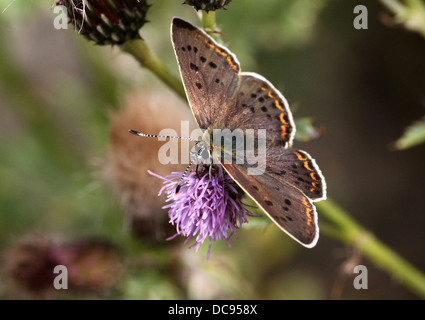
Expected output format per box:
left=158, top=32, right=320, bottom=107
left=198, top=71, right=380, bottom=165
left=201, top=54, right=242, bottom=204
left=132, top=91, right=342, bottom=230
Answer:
left=279, top=113, right=288, bottom=125
left=310, top=172, right=317, bottom=180
left=274, top=100, right=284, bottom=111
left=203, top=39, right=238, bottom=71
left=267, top=91, right=275, bottom=99
left=215, top=47, right=227, bottom=56
left=302, top=197, right=313, bottom=227
left=304, top=161, right=314, bottom=171
left=261, top=87, right=268, bottom=91
left=280, top=125, right=287, bottom=139
left=294, top=151, right=308, bottom=161
left=205, top=40, right=215, bottom=48
left=226, top=56, right=238, bottom=71
left=306, top=207, right=312, bottom=226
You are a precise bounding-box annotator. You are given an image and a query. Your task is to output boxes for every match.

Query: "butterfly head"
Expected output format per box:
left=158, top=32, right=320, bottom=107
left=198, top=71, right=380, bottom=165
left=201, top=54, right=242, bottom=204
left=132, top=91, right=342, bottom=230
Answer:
left=191, top=139, right=211, bottom=165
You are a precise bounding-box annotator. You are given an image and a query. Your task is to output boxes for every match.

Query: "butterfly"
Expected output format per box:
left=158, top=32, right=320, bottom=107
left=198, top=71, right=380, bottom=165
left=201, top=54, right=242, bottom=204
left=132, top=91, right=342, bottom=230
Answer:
left=171, top=17, right=327, bottom=248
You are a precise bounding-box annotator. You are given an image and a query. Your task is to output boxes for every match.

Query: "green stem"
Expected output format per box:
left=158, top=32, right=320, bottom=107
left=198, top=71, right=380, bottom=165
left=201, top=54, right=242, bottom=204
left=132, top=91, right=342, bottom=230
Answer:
left=122, top=39, right=186, bottom=100
left=202, top=10, right=216, bottom=30
left=317, top=199, right=425, bottom=298
left=201, top=10, right=223, bottom=43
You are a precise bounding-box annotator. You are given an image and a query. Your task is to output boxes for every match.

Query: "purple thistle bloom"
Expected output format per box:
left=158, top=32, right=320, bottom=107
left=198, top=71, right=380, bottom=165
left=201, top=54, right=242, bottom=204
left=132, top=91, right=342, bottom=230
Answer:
left=148, top=166, right=255, bottom=258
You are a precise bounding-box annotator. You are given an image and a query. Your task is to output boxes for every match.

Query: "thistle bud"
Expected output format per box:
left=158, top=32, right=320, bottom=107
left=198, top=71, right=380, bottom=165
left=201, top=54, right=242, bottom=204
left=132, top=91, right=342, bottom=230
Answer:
left=53, top=239, right=122, bottom=292
left=5, top=236, right=60, bottom=296
left=183, top=0, right=232, bottom=12
left=56, top=0, right=150, bottom=45
left=4, top=235, right=121, bottom=297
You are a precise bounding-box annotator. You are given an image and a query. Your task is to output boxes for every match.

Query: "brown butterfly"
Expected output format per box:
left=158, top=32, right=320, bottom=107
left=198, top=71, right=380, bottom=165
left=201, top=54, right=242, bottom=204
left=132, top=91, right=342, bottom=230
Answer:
left=171, top=17, right=327, bottom=248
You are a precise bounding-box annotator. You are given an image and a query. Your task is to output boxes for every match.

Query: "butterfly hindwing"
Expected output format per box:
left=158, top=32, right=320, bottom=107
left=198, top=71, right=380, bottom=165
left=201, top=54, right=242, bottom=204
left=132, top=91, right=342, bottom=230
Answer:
left=222, top=162, right=319, bottom=247
left=266, top=148, right=327, bottom=201
left=222, top=72, right=296, bottom=148
left=171, top=17, right=240, bottom=130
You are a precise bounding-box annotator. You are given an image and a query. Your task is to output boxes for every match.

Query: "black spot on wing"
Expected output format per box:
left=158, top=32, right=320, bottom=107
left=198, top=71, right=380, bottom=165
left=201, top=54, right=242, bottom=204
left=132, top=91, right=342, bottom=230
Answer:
left=190, top=63, right=199, bottom=71
left=265, top=200, right=274, bottom=206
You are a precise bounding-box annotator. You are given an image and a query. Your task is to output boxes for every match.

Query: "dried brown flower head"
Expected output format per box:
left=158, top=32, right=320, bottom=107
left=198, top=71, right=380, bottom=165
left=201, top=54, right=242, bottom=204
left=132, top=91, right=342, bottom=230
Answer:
left=104, top=90, right=196, bottom=243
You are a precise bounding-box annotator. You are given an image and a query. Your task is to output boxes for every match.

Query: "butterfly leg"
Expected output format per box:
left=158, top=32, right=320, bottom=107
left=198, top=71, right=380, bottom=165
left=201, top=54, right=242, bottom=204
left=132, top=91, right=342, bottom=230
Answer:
left=195, top=163, right=201, bottom=179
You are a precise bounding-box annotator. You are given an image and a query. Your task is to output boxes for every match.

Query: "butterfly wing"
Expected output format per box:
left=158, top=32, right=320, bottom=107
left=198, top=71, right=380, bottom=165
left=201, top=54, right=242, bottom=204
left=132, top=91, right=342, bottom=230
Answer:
left=172, top=18, right=296, bottom=150
left=222, top=72, right=296, bottom=148
left=266, top=148, right=327, bottom=201
left=222, top=160, right=319, bottom=247
left=171, top=17, right=240, bottom=130
left=218, top=144, right=325, bottom=247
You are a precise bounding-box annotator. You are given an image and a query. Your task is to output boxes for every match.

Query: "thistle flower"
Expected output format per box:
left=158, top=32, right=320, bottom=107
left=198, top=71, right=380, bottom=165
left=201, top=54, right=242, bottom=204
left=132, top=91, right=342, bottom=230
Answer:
left=183, top=0, right=232, bottom=12
left=149, top=165, right=255, bottom=258
left=57, top=0, right=150, bottom=45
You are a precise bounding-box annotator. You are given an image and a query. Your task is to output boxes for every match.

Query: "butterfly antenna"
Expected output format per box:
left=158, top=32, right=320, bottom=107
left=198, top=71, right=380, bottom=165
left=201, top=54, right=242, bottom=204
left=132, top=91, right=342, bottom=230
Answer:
left=129, top=130, right=202, bottom=194
left=129, top=130, right=199, bottom=142
left=175, top=157, right=197, bottom=194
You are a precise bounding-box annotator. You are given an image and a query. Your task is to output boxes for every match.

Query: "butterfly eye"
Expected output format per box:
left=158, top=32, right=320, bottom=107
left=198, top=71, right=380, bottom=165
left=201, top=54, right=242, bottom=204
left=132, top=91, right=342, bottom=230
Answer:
left=193, top=143, right=202, bottom=152
left=201, top=149, right=210, bottom=160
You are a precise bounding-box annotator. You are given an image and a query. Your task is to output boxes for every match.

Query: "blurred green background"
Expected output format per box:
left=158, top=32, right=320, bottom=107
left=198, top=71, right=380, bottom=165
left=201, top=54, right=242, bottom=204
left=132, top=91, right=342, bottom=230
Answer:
left=0, top=0, right=425, bottom=299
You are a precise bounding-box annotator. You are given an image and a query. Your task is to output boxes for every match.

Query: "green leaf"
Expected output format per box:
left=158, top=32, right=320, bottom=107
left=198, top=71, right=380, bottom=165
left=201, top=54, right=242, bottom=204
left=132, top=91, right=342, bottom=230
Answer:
left=394, top=116, right=425, bottom=150
left=294, top=117, right=324, bottom=142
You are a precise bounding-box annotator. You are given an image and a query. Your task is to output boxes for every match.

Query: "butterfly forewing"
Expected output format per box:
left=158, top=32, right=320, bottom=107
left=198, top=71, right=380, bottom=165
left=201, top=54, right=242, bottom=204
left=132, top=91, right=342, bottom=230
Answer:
left=172, top=17, right=240, bottom=130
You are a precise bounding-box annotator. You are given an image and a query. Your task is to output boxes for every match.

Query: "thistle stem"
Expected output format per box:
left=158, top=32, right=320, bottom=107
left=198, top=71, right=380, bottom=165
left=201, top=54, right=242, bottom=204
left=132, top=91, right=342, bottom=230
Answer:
left=122, top=39, right=186, bottom=100
left=201, top=10, right=216, bottom=30
left=201, top=10, right=223, bottom=43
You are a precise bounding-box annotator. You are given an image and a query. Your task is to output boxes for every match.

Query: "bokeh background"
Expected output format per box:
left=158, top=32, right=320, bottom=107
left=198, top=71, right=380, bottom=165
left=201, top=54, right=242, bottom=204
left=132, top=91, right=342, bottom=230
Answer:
left=0, top=0, right=425, bottom=299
